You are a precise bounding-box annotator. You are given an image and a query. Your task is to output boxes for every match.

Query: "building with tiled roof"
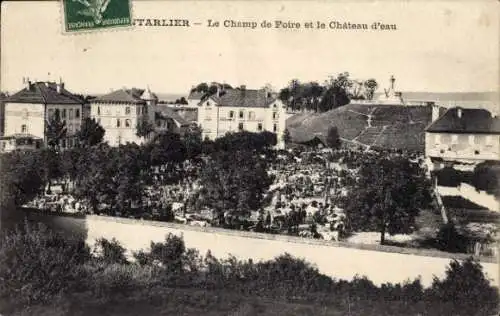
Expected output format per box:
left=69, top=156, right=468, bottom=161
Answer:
left=187, top=90, right=205, bottom=108
left=90, top=87, right=158, bottom=146
left=197, top=86, right=287, bottom=148
left=425, top=107, right=500, bottom=164
left=2, top=79, right=86, bottom=151
left=154, top=105, right=191, bottom=136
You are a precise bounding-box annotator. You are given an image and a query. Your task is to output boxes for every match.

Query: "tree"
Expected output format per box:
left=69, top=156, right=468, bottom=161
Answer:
left=147, top=131, right=186, bottom=167
left=183, top=125, right=202, bottom=159
left=200, top=150, right=272, bottom=221
left=282, top=128, right=291, bottom=144
left=344, top=154, right=432, bottom=244
left=429, top=257, right=499, bottom=315
left=326, top=126, right=341, bottom=149
left=45, top=109, right=67, bottom=149
left=136, top=117, right=155, bottom=138
left=76, top=118, right=105, bottom=147
left=0, top=151, right=45, bottom=210
left=363, top=79, right=378, bottom=100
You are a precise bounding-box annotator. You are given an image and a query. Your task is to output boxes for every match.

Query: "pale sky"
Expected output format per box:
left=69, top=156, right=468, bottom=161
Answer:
left=1, top=1, right=499, bottom=95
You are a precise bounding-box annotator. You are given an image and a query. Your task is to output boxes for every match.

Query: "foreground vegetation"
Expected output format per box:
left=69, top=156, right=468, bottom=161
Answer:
left=0, top=222, right=498, bottom=316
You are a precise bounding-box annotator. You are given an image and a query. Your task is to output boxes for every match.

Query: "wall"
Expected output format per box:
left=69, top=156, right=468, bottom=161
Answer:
left=28, top=212, right=499, bottom=288
left=4, top=102, right=45, bottom=138
left=90, top=102, right=146, bottom=146
left=425, top=132, right=500, bottom=161
left=197, top=98, right=286, bottom=148
left=437, top=183, right=500, bottom=211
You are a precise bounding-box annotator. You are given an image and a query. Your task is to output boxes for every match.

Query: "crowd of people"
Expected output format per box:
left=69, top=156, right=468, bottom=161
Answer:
left=25, top=147, right=426, bottom=242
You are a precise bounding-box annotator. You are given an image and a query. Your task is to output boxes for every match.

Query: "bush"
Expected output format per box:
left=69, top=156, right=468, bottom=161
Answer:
left=94, top=238, right=128, bottom=264
left=0, top=221, right=90, bottom=304
left=435, top=222, right=470, bottom=253
left=428, top=257, right=499, bottom=315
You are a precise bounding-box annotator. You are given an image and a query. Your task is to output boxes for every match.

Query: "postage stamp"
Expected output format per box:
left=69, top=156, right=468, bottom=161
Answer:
left=62, top=0, right=132, bottom=32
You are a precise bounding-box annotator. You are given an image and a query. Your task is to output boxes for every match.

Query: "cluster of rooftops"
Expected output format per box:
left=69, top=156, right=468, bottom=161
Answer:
left=3, top=80, right=500, bottom=135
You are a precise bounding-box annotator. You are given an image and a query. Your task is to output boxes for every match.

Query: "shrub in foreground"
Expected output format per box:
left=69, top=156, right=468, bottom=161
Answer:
left=0, top=221, right=90, bottom=304
left=1, top=224, right=498, bottom=316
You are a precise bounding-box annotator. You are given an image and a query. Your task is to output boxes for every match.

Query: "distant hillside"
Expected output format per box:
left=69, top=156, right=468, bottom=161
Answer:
left=287, top=103, right=436, bottom=151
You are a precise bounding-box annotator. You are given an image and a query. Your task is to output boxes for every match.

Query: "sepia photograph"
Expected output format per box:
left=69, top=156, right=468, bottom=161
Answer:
left=0, top=0, right=499, bottom=315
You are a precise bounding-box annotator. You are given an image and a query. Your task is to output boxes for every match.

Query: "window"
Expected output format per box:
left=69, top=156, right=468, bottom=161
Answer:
left=468, top=135, right=475, bottom=145
left=143, top=106, right=148, bottom=115
left=125, top=119, right=131, bottom=128
left=474, top=150, right=480, bottom=155
left=249, top=111, right=255, bottom=120
left=273, top=103, right=277, bottom=108
left=451, top=134, right=458, bottom=144
left=136, top=106, right=141, bottom=115
left=125, top=107, right=131, bottom=115
left=273, top=112, right=278, bottom=120
left=97, top=106, right=101, bottom=115
left=229, top=111, right=234, bottom=119
left=157, top=120, right=161, bottom=127
left=117, top=119, right=121, bottom=128
left=21, top=124, right=27, bottom=133
left=206, top=101, right=210, bottom=106
left=48, top=109, right=54, bottom=120
left=273, top=123, right=277, bottom=132
left=434, top=134, right=441, bottom=144
left=239, top=111, right=244, bottom=119
left=75, top=109, right=80, bottom=118
left=55, top=109, right=61, bottom=119
left=485, top=135, right=492, bottom=146
left=61, top=139, right=66, bottom=149
left=61, top=109, right=67, bottom=119
left=238, top=123, right=244, bottom=131
left=258, top=123, right=263, bottom=131
left=68, top=124, right=73, bottom=132
left=69, top=109, right=74, bottom=120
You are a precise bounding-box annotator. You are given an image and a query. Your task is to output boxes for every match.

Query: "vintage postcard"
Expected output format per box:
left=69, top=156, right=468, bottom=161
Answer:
left=0, top=0, right=499, bottom=315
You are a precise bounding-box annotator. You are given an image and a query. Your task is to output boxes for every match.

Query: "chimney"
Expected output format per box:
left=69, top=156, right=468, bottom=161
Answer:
left=457, top=108, right=462, bottom=119
left=431, top=104, right=440, bottom=122
left=56, top=79, right=64, bottom=94
left=24, top=77, right=31, bottom=90
left=240, top=85, right=246, bottom=91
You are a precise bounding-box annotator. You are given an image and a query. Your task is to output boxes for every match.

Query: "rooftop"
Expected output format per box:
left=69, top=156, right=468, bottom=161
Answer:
left=7, top=81, right=85, bottom=105
left=426, top=107, right=500, bottom=134
left=207, top=88, right=276, bottom=108
left=155, top=105, right=190, bottom=126
left=93, top=88, right=158, bottom=104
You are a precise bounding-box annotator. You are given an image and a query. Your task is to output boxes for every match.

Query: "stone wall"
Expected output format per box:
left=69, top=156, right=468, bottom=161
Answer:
left=26, top=212, right=499, bottom=287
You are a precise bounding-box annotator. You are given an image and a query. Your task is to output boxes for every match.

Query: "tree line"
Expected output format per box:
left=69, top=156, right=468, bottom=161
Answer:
left=278, top=73, right=378, bottom=113
left=0, top=128, right=278, bottom=223
left=189, top=73, right=378, bottom=113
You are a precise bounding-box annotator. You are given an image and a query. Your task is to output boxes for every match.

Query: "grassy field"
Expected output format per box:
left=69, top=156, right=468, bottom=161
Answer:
left=286, top=104, right=432, bottom=151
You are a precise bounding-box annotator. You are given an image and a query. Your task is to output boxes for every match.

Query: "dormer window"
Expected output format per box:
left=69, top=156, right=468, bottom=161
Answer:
left=229, top=111, right=234, bottom=119
left=239, top=111, right=244, bottom=119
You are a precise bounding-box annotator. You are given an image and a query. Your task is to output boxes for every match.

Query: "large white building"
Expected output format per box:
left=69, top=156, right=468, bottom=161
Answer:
left=197, top=86, right=287, bottom=148
left=90, top=88, right=158, bottom=146
left=1, top=79, right=86, bottom=152
left=425, top=107, right=500, bottom=168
